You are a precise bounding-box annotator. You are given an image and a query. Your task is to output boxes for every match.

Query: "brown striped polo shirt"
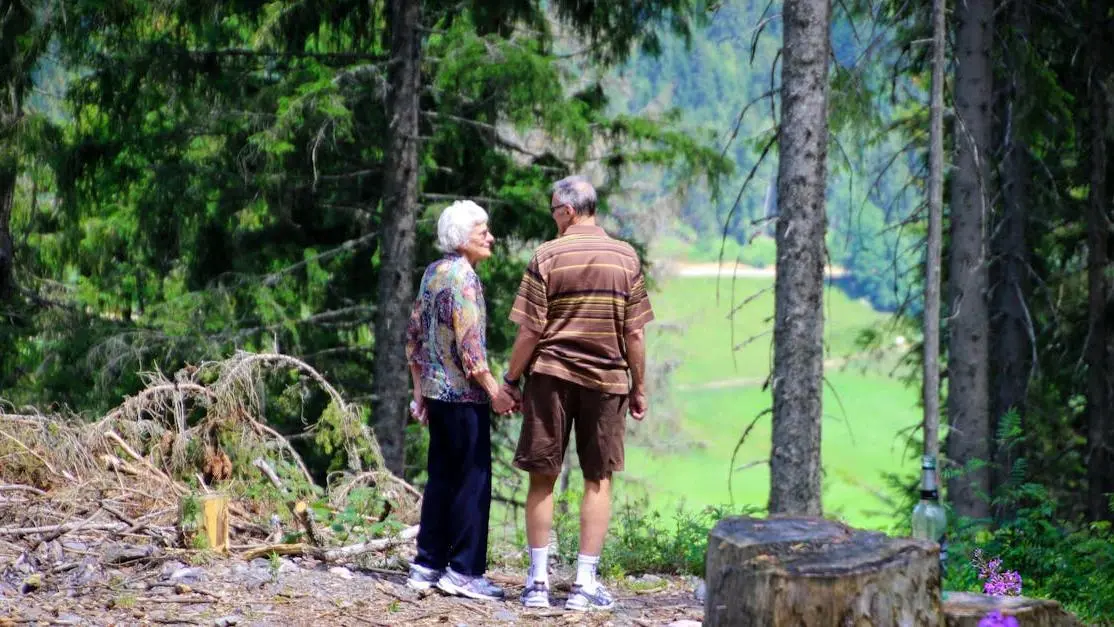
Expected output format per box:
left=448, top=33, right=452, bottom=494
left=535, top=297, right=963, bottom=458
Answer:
left=509, top=224, right=654, bottom=393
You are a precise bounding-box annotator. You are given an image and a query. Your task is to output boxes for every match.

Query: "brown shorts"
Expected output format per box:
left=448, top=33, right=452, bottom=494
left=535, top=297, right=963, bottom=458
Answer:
left=513, top=373, right=628, bottom=481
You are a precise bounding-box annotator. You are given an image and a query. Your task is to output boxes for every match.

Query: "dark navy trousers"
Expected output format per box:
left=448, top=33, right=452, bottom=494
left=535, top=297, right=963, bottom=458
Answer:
left=414, top=399, right=492, bottom=577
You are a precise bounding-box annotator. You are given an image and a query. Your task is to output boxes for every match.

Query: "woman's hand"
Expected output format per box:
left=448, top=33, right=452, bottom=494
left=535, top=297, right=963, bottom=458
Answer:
left=409, top=395, right=428, bottom=425
left=491, top=388, right=517, bottom=415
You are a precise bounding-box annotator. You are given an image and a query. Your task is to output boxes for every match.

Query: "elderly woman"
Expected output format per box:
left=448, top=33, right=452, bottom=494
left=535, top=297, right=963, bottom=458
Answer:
left=404, top=200, right=514, bottom=601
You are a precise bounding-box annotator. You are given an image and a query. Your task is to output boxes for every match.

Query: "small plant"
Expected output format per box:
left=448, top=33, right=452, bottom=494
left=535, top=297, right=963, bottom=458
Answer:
left=268, top=551, right=282, bottom=582
left=111, top=594, right=137, bottom=609
left=972, top=549, right=1022, bottom=597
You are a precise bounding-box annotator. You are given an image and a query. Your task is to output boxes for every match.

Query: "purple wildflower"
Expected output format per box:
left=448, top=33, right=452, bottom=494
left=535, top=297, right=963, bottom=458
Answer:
left=978, top=611, right=1020, bottom=627
left=971, top=550, right=1023, bottom=597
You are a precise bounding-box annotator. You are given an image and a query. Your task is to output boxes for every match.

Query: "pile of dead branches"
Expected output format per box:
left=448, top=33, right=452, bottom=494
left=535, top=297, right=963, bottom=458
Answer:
left=0, top=351, right=421, bottom=587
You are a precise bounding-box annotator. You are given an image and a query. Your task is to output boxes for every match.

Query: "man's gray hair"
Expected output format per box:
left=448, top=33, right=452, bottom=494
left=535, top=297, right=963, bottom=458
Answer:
left=552, top=175, right=597, bottom=216
left=437, top=200, right=488, bottom=253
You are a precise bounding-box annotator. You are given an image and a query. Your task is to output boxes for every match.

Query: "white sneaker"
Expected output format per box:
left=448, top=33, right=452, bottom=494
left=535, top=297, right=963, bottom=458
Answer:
left=435, top=567, right=505, bottom=601
left=520, top=580, right=551, bottom=608
left=406, top=563, right=442, bottom=591
left=565, top=583, right=616, bottom=611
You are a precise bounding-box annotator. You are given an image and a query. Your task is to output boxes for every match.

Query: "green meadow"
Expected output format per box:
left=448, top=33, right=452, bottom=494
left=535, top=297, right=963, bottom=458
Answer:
left=619, top=274, right=920, bottom=530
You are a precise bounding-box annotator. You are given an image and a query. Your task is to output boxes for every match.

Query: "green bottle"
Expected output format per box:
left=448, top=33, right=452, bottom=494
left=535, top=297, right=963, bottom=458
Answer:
left=911, top=455, right=948, bottom=570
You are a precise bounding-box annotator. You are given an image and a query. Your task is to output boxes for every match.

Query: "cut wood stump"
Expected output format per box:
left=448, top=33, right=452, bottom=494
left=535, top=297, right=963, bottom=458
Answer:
left=705, top=516, right=941, bottom=627
left=942, top=592, right=1082, bottom=627
left=180, top=493, right=230, bottom=552
left=201, top=494, right=230, bottom=553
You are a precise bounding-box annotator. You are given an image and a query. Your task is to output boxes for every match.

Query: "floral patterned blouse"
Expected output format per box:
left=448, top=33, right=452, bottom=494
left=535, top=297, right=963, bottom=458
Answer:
left=405, top=254, right=490, bottom=404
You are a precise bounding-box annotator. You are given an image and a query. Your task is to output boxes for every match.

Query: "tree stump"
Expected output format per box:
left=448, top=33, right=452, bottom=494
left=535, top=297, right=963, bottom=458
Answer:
left=179, top=493, right=229, bottom=552
left=705, top=516, right=941, bottom=626
left=942, top=592, right=1082, bottom=627
left=200, top=494, right=230, bottom=553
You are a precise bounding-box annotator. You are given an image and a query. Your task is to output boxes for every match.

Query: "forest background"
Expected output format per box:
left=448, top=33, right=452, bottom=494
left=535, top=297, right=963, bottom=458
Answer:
left=2, top=0, right=1113, bottom=621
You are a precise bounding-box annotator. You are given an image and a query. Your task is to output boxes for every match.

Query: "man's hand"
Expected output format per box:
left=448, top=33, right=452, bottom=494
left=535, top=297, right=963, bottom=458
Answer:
left=409, top=395, right=428, bottom=426
left=492, top=387, right=517, bottom=415
left=502, top=381, right=522, bottom=403
left=630, top=386, right=648, bottom=421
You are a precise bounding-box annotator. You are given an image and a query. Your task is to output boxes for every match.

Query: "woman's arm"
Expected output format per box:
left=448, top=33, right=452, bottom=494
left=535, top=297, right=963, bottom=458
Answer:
left=451, top=271, right=514, bottom=413
left=406, top=287, right=427, bottom=424
left=409, top=362, right=427, bottom=424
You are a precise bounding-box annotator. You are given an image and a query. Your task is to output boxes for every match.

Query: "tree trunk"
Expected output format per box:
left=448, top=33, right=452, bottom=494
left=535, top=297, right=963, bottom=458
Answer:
left=946, top=0, right=993, bottom=522
left=923, top=0, right=946, bottom=462
left=988, top=0, right=1030, bottom=514
left=768, top=0, right=831, bottom=517
left=0, top=163, right=14, bottom=301
left=704, top=516, right=941, bottom=627
left=371, top=0, right=422, bottom=475
left=1085, top=4, right=1112, bottom=522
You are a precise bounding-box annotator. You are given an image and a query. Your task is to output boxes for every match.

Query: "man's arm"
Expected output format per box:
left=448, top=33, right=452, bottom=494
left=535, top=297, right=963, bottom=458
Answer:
left=625, top=327, right=647, bottom=420
left=506, top=326, right=542, bottom=382
left=501, top=325, right=542, bottom=403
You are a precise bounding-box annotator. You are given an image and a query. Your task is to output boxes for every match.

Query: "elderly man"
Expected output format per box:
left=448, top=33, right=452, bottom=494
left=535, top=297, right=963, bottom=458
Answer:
left=500, top=175, right=653, bottom=611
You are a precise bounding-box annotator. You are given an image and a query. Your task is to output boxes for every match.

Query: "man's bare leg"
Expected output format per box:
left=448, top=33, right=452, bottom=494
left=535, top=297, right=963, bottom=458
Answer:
left=524, top=472, right=558, bottom=595
left=578, top=477, right=611, bottom=555
left=570, top=475, right=612, bottom=599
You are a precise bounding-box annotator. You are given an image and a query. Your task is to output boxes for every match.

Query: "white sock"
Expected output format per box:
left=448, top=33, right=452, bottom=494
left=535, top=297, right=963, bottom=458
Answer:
left=528, top=546, right=549, bottom=585
left=575, top=554, right=600, bottom=591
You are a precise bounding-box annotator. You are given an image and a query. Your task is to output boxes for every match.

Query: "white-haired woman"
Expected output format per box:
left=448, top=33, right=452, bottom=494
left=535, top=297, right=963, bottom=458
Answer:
left=404, top=200, right=514, bottom=601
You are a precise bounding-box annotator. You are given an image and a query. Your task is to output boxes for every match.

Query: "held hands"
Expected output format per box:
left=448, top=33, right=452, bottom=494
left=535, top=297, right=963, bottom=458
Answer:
left=492, top=385, right=519, bottom=415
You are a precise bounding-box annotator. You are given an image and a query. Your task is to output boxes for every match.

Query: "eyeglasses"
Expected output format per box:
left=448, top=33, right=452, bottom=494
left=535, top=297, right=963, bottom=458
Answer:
left=550, top=203, right=569, bottom=214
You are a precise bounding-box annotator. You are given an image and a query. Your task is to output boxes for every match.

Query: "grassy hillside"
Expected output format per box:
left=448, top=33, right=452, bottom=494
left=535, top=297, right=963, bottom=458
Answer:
left=620, top=275, right=919, bottom=530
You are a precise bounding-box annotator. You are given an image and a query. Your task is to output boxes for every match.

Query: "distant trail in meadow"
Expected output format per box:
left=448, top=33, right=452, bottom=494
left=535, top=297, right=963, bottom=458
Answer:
left=665, top=262, right=849, bottom=279
left=675, top=356, right=853, bottom=391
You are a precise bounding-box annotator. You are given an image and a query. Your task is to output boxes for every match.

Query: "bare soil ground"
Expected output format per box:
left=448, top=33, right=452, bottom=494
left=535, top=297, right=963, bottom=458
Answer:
left=1, top=553, right=703, bottom=626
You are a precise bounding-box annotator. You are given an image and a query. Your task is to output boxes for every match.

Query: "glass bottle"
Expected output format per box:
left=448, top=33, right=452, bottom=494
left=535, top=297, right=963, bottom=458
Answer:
left=912, top=454, right=948, bottom=570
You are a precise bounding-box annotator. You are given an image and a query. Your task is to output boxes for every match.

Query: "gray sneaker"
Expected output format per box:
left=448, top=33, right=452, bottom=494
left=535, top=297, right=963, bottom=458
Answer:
left=565, top=583, right=616, bottom=611
left=406, top=563, right=442, bottom=591
left=436, top=567, right=505, bottom=601
left=520, top=580, right=551, bottom=608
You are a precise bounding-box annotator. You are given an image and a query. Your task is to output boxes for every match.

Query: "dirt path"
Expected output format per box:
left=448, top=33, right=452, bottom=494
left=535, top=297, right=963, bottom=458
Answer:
left=665, top=262, right=848, bottom=279
left=675, top=356, right=852, bottom=391
left=2, top=554, right=704, bottom=626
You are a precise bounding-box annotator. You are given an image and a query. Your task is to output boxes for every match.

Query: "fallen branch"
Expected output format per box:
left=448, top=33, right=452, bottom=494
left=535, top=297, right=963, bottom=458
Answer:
left=316, top=524, right=419, bottom=561
left=252, top=457, right=286, bottom=492
left=0, top=483, right=47, bottom=496
left=104, top=431, right=187, bottom=496
left=0, top=522, right=130, bottom=536
left=239, top=524, right=419, bottom=561
left=101, top=383, right=216, bottom=424
left=32, top=508, right=105, bottom=550
left=101, top=453, right=142, bottom=476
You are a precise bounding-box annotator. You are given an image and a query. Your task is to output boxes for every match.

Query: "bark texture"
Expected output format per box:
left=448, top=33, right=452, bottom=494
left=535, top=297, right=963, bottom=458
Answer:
left=943, top=592, right=1082, bottom=627
left=371, top=0, right=422, bottom=475
left=704, top=516, right=941, bottom=627
left=1086, top=2, right=1113, bottom=521
left=769, top=0, right=831, bottom=517
left=923, top=0, right=946, bottom=461
left=0, top=164, right=14, bottom=300
left=989, top=0, right=1031, bottom=510
left=946, top=0, right=993, bottom=521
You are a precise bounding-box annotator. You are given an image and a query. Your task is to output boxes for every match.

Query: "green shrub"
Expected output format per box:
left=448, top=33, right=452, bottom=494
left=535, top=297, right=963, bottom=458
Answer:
left=551, top=491, right=757, bottom=578
left=943, top=485, right=1114, bottom=624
